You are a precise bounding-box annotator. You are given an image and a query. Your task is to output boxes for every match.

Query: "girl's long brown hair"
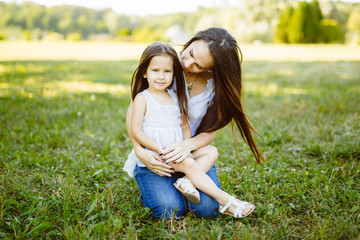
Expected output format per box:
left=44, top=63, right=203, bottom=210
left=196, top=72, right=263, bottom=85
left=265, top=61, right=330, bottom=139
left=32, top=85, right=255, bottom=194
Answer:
left=131, top=41, right=189, bottom=120
left=183, top=27, right=264, bottom=164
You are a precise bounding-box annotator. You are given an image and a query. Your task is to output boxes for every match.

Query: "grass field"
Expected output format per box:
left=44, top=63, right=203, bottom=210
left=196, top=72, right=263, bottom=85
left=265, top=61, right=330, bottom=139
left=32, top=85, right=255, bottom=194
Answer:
left=0, top=42, right=359, bottom=239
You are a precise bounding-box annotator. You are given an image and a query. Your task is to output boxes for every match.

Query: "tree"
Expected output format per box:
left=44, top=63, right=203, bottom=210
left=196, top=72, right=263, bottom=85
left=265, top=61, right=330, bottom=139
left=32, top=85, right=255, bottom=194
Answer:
left=288, top=1, right=319, bottom=43
left=66, top=32, right=82, bottom=41
left=347, top=8, right=360, bottom=35
left=318, top=19, right=343, bottom=43
left=347, top=7, right=360, bottom=44
left=20, top=2, right=45, bottom=29
left=132, top=25, right=165, bottom=42
left=274, top=5, right=294, bottom=43
left=310, top=0, right=323, bottom=21
left=58, top=11, right=73, bottom=35
left=104, top=10, right=119, bottom=37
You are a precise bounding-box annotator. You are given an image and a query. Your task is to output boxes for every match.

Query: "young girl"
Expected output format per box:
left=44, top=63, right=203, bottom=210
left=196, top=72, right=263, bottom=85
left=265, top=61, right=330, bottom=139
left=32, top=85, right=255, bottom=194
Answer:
left=124, top=41, right=255, bottom=219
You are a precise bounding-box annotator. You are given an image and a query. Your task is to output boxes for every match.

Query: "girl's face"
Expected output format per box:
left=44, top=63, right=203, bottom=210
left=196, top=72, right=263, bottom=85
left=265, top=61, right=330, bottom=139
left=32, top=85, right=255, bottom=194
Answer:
left=180, top=40, right=214, bottom=74
left=144, top=54, right=174, bottom=92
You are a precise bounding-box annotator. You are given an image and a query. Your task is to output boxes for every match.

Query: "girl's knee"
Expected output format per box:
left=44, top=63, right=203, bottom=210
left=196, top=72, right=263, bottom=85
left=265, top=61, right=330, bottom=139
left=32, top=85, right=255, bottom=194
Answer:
left=194, top=145, right=218, bottom=161
left=170, top=157, right=196, bottom=172
left=206, top=145, right=218, bottom=160
left=200, top=145, right=218, bottom=166
left=182, top=157, right=197, bottom=168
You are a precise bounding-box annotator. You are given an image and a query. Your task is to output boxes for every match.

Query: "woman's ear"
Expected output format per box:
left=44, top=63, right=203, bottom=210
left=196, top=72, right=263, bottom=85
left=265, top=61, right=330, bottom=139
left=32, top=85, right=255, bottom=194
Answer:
left=143, top=73, right=147, bottom=79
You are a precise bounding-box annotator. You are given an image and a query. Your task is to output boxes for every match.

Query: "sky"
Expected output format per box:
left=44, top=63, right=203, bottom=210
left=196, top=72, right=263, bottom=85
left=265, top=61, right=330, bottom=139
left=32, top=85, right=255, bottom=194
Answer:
left=1, top=0, right=231, bottom=16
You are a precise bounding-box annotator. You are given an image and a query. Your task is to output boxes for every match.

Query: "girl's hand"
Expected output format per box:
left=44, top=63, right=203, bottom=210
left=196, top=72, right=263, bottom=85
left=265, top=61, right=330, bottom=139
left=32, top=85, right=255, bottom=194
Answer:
left=162, top=139, right=194, bottom=164
left=136, top=147, right=174, bottom=177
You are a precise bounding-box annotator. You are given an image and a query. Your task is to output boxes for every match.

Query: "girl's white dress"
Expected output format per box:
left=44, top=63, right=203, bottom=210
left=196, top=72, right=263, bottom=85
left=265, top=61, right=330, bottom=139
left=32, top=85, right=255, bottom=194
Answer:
left=123, top=78, right=215, bottom=177
left=123, top=89, right=183, bottom=177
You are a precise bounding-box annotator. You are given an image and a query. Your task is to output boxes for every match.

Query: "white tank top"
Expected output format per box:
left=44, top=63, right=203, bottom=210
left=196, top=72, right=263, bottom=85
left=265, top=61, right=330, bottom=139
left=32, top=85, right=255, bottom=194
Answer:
left=171, top=77, right=215, bottom=136
left=123, top=89, right=183, bottom=177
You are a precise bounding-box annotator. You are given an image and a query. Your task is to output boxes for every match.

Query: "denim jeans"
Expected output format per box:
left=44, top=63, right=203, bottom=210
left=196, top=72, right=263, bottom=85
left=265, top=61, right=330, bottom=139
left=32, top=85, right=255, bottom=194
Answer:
left=134, top=164, right=222, bottom=219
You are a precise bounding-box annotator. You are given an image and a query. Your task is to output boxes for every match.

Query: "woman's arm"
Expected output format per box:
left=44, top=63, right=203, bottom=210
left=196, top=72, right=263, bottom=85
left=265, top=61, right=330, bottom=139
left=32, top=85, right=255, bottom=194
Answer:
left=131, top=94, right=162, bottom=153
left=163, top=130, right=216, bottom=163
left=162, top=117, right=192, bottom=164
left=126, top=100, right=174, bottom=177
left=181, top=116, right=191, bottom=140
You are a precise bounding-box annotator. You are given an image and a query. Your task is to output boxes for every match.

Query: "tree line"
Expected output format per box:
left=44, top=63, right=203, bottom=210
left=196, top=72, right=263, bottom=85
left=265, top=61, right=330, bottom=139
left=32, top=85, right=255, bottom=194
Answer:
left=0, top=0, right=359, bottom=44
left=275, top=0, right=359, bottom=43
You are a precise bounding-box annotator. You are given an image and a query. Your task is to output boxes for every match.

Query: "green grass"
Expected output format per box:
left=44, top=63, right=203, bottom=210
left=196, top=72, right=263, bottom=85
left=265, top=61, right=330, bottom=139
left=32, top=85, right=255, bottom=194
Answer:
left=0, top=59, right=359, bottom=239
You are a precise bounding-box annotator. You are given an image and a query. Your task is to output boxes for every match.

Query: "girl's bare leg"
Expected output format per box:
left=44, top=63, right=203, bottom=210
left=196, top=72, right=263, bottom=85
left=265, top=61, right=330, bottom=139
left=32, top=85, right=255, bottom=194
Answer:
left=176, top=145, right=218, bottom=191
left=191, top=145, right=218, bottom=172
left=170, top=157, right=254, bottom=217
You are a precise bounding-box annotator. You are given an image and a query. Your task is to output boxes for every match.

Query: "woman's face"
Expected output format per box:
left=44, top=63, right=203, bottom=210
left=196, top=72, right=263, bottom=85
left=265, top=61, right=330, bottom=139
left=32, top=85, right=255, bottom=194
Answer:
left=180, top=40, right=214, bottom=74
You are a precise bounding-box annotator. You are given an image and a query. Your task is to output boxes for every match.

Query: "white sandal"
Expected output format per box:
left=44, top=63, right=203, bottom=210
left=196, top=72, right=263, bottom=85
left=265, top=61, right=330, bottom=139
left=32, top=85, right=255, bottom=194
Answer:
left=174, top=178, right=200, bottom=205
left=219, top=196, right=255, bottom=218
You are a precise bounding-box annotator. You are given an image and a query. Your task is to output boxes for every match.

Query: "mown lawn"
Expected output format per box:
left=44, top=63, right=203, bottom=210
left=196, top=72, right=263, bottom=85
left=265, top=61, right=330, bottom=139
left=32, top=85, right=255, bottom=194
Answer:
left=0, top=55, right=359, bottom=239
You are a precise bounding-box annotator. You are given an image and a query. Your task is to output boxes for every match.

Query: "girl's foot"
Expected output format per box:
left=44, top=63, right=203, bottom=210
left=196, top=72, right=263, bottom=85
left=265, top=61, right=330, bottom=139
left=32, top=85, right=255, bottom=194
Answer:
left=219, top=196, right=255, bottom=218
left=174, top=177, right=200, bottom=204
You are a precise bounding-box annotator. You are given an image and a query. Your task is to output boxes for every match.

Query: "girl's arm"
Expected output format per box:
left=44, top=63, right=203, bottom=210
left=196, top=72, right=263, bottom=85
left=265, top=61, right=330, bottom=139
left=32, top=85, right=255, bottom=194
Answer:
left=126, top=100, right=174, bottom=177
left=131, top=94, right=163, bottom=154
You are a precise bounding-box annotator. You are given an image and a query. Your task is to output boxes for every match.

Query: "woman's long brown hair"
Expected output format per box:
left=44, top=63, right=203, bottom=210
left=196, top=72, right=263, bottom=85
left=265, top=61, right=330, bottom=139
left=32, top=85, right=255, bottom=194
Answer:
left=183, top=27, right=264, bottom=164
left=131, top=41, right=189, bottom=120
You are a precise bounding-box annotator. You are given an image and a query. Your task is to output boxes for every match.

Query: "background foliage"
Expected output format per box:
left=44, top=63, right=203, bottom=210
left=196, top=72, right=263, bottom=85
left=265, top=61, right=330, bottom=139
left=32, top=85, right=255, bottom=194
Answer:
left=0, top=0, right=359, bottom=44
left=275, top=0, right=343, bottom=43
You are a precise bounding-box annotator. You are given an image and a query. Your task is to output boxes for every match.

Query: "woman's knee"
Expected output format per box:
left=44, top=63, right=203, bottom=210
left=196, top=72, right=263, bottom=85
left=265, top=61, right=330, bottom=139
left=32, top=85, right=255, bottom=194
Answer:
left=134, top=166, right=186, bottom=219
left=149, top=196, right=186, bottom=219
left=190, top=193, right=219, bottom=218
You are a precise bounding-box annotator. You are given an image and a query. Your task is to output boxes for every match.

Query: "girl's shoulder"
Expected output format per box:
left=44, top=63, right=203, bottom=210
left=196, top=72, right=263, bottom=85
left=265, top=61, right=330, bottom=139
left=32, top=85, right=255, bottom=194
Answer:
left=134, top=90, right=149, bottom=103
left=138, top=89, right=151, bottom=98
left=134, top=91, right=146, bottom=101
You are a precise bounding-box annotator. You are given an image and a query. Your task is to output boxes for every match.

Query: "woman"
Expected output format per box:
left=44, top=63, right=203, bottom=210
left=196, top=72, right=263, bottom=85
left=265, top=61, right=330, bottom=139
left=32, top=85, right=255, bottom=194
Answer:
left=125, top=27, right=264, bottom=219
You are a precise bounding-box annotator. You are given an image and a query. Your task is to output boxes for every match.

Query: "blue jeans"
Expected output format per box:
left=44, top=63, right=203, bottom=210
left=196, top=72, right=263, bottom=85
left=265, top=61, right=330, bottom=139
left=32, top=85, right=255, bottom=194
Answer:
left=134, top=164, right=222, bottom=219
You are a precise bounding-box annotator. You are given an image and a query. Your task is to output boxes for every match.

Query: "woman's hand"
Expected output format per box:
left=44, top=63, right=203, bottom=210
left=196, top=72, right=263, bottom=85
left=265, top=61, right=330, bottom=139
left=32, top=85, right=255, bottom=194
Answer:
left=161, top=139, right=195, bottom=164
left=135, top=147, right=174, bottom=177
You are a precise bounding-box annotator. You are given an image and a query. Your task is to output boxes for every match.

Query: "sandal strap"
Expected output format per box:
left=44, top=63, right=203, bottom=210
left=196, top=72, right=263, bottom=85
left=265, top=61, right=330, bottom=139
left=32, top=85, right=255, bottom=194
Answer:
left=175, top=178, right=197, bottom=194
left=183, top=188, right=199, bottom=194
left=175, top=177, right=191, bottom=187
left=219, top=196, right=252, bottom=218
left=219, top=196, right=235, bottom=214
